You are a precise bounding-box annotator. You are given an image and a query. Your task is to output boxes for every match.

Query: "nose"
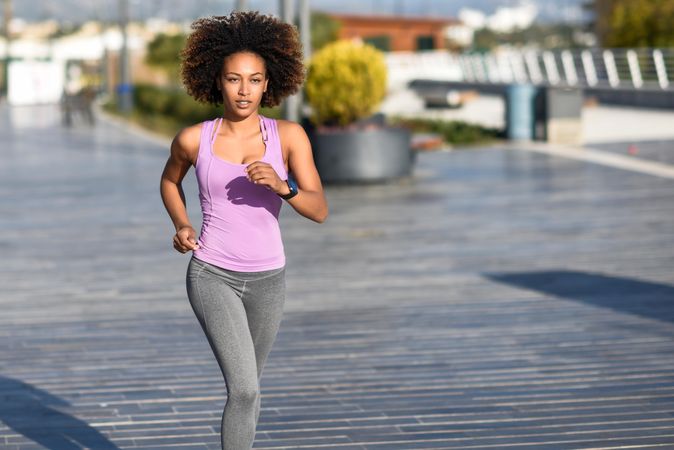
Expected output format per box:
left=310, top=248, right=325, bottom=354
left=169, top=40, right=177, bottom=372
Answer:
left=238, top=80, right=249, bottom=96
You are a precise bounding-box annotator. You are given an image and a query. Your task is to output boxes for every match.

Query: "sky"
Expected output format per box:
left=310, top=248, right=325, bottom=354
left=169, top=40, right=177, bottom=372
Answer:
left=11, top=0, right=588, bottom=24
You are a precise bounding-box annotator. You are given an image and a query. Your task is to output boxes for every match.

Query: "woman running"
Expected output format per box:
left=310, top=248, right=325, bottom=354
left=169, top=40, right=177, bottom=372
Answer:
left=160, top=11, right=328, bottom=449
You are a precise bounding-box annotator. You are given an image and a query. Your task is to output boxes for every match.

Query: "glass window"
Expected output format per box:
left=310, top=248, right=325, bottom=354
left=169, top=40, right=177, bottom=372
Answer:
left=416, top=35, right=435, bottom=51
left=364, top=36, right=391, bottom=52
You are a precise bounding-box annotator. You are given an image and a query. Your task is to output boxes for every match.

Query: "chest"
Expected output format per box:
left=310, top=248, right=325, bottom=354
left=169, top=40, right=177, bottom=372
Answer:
left=212, top=133, right=267, bottom=165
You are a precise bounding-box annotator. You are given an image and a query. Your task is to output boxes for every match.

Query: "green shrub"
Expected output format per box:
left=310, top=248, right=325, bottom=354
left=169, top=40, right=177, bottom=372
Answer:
left=310, top=12, right=341, bottom=51
left=391, top=117, right=502, bottom=146
left=305, top=40, right=387, bottom=127
left=145, top=33, right=186, bottom=84
left=133, top=84, right=171, bottom=114
left=124, top=84, right=280, bottom=136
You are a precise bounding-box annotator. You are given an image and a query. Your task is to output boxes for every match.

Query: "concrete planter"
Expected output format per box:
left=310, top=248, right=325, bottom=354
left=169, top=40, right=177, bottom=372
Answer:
left=308, top=126, right=414, bottom=184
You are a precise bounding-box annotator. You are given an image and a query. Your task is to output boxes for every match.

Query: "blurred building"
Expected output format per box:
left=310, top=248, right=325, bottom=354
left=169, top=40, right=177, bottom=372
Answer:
left=329, top=14, right=462, bottom=52
left=0, top=19, right=181, bottom=105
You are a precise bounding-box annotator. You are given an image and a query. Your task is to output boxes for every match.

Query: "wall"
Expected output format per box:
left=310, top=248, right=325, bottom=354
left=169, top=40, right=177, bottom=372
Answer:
left=331, top=14, right=455, bottom=52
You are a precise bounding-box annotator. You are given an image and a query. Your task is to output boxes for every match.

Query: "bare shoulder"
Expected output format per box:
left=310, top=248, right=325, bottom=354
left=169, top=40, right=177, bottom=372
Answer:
left=171, top=123, right=202, bottom=163
left=276, top=119, right=309, bottom=142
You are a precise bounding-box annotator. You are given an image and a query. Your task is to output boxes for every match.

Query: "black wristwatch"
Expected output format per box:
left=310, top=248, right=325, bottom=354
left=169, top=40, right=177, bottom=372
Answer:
left=279, top=177, right=298, bottom=200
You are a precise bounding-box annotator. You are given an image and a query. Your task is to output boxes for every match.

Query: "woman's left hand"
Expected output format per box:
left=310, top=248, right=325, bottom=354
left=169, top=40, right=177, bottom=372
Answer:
left=245, top=161, right=285, bottom=194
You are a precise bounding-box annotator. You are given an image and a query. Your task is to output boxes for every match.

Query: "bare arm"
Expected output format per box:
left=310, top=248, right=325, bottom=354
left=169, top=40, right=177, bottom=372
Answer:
left=160, top=125, right=201, bottom=253
left=282, top=122, right=328, bottom=223
left=246, top=121, right=328, bottom=223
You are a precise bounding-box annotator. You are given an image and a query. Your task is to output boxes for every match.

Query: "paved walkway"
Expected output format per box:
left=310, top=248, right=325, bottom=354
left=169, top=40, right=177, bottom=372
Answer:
left=1, top=104, right=674, bottom=449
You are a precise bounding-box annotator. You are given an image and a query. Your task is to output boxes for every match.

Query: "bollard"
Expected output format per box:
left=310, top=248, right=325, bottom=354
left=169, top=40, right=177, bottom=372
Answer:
left=505, top=84, right=537, bottom=141
left=534, top=86, right=583, bottom=145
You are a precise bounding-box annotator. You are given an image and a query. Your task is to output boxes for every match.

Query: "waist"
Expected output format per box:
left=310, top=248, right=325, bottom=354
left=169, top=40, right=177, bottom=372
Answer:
left=191, top=253, right=286, bottom=273
left=192, top=250, right=285, bottom=272
left=195, top=217, right=285, bottom=272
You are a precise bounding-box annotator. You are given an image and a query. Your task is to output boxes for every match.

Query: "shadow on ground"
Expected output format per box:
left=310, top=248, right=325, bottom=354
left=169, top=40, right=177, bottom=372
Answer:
left=0, top=375, right=118, bottom=449
left=485, top=270, right=674, bottom=324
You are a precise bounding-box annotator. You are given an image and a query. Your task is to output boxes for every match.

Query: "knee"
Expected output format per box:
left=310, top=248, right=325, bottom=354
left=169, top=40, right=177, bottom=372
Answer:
left=228, top=384, right=259, bottom=406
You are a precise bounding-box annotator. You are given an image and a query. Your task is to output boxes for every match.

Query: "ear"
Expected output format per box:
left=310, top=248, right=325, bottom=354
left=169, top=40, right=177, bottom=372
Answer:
left=263, top=78, right=269, bottom=93
left=215, top=75, right=222, bottom=92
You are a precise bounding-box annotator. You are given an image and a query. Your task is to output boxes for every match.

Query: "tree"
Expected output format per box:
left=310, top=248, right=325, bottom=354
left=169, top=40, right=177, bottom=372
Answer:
left=472, top=24, right=587, bottom=51
left=588, top=0, right=674, bottom=47
left=145, top=33, right=186, bottom=85
left=310, top=12, right=340, bottom=52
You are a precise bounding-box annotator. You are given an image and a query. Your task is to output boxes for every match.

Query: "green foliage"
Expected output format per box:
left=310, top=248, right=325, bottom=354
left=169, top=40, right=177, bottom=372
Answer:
left=590, top=0, right=674, bottom=47
left=145, top=33, right=186, bottom=84
left=126, top=84, right=280, bottom=136
left=311, top=12, right=341, bottom=51
left=47, top=24, right=83, bottom=39
left=133, top=84, right=209, bottom=120
left=390, top=117, right=501, bottom=146
left=473, top=24, right=587, bottom=51
left=305, top=40, right=387, bottom=126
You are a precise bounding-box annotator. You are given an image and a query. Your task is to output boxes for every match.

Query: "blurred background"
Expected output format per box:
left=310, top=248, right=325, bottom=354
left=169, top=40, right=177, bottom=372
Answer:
left=2, top=0, right=672, bottom=145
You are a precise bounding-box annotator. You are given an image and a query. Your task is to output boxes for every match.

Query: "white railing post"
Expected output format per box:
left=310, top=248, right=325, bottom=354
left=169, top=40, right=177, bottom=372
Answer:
left=626, top=49, right=643, bottom=88
left=525, top=50, right=543, bottom=85
left=543, top=51, right=560, bottom=85
left=509, top=50, right=528, bottom=84
left=472, top=54, right=487, bottom=83
left=496, top=52, right=514, bottom=83
left=460, top=55, right=475, bottom=82
left=653, top=49, right=669, bottom=89
left=561, top=50, right=578, bottom=86
left=581, top=50, right=598, bottom=86
left=603, top=49, right=620, bottom=87
left=485, top=54, right=501, bottom=83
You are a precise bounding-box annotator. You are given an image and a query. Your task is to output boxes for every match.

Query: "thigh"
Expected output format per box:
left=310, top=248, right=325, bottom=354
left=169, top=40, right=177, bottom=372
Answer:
left=186, top=261, right=259, bottom=392
left=241, top=268, right=286, bottom=378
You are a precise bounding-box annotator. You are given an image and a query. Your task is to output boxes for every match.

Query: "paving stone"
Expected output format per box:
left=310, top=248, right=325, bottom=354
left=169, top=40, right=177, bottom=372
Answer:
left=1, top=104, right=673, bottom=449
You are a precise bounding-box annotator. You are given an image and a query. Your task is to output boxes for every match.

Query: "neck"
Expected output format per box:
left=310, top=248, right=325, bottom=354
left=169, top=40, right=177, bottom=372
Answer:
left=219, top=111, right=260, bottom=136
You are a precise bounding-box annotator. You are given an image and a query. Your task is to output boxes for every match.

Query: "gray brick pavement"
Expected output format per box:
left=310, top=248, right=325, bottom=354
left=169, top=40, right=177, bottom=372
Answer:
left=590, top=139, right=674, bottom=166
left=1, top=105, right=674, bottom=449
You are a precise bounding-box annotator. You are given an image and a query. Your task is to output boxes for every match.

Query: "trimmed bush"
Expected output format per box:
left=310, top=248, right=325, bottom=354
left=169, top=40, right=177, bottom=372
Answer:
left=133, top=84, right=219, bottom=121
left=123, top=84, right=280, bottom=136
left=305, top=40, right=387, bottom=127
left=390, top=117, right=502, bottom=145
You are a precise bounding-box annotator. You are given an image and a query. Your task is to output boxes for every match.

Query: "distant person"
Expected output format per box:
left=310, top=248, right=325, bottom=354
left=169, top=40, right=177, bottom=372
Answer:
left=61, top=64, right=96, bottom=127
left=61, top=66, right=82, bottom=127
left=159, top=11, right=328, bottom=450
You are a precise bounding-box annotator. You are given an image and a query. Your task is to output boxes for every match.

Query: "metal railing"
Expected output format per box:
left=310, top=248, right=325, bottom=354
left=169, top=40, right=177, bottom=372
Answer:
left=387, top=48, right=674, bottom=91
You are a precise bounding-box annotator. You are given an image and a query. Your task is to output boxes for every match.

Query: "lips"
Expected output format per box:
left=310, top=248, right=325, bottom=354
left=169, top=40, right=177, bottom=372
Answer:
left=236, top=100, right=252, bottom=107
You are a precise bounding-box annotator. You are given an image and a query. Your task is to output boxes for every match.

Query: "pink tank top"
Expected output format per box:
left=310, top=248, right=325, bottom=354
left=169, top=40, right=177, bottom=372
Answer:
left=193, top=115, right=287, bottom=271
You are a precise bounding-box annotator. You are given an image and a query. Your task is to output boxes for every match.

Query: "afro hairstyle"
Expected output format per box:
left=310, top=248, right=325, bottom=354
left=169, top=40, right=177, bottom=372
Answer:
left=180, top=11, right=305, bottom=108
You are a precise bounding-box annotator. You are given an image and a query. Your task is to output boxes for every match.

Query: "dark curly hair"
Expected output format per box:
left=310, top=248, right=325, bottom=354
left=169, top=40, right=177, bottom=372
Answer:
left=180, top=11, right=305, bottom=108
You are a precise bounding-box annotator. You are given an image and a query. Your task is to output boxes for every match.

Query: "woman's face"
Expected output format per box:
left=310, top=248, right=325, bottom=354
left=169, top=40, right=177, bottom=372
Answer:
left=217, top=52, right=269, bottom=118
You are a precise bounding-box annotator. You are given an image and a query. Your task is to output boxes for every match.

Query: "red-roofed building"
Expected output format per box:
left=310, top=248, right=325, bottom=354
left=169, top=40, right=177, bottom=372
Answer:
left=329, top=14, right=459, bottom=52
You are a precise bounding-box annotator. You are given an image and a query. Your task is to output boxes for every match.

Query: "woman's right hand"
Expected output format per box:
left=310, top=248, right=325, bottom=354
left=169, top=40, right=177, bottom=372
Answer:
left=173, top=226, right=200, bottom=253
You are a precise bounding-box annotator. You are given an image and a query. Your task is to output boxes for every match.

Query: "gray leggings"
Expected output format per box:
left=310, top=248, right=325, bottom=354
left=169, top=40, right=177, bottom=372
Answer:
left=186, top=257, right=286, bottom=450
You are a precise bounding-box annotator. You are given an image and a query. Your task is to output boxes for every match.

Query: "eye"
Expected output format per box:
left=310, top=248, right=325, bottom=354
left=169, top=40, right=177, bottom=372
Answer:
left=226, top=77, right=239, bottom=83
left=251, top=78, right=262, bottom=84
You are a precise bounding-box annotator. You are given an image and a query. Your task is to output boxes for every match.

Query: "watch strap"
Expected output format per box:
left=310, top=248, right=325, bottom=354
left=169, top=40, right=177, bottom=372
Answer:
left=279, top=177, right=298, bottom=200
